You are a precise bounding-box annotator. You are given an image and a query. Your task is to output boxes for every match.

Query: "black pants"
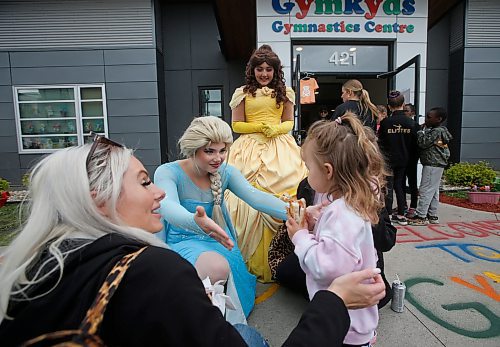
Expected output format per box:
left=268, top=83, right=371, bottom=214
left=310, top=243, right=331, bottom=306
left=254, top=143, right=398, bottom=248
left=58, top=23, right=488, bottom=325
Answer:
left=275, top=253, right=308, bottom=300
left=406, top=159, right=418, bottom=209
left=386, top=166, right=407, bottom=215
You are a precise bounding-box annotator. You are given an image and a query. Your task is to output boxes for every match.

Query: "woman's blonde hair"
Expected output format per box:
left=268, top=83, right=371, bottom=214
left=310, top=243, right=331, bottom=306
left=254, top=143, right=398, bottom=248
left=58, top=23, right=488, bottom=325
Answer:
left=178, top=116, right=233, bottom=229
left=303, top=113, right=388, bottom=224
left=343, top=79, right=378, bottom=122
left=0, top=144, right=167, bottom=321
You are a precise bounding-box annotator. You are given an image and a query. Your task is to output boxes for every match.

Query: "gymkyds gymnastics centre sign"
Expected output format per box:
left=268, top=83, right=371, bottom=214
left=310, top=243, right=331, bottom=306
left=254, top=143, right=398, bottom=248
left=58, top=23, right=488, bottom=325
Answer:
left=270, top=0, right=417, bottom=35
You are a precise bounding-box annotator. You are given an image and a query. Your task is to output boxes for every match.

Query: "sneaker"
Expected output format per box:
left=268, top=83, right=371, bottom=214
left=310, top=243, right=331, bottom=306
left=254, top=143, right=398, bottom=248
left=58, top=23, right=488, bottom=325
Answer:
left=392, top=207, right=408, bottom=215
left=408, top=216, right=429, bottom=226
left=392, top=215, right=408, bottom=226
left=427, top=215, right=439, bottom=224
left=405, top=208, right=417, bottom=219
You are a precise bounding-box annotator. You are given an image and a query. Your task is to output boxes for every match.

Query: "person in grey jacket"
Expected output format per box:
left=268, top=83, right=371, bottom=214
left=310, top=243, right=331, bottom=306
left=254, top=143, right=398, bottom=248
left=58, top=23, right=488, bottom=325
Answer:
left=409, top=107, right=453, bottom=225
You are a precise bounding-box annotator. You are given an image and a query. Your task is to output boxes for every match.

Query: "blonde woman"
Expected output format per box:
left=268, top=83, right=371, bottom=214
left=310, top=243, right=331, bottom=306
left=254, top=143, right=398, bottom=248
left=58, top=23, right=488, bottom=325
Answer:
left=332, top=79, right=378, bottom=131
left=154, top=116, right=288, bottom=323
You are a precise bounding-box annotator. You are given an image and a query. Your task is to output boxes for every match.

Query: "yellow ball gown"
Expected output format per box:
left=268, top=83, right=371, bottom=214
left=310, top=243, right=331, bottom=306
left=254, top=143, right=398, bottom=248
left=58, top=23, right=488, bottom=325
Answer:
left=226, top=86, right=308, bottom=282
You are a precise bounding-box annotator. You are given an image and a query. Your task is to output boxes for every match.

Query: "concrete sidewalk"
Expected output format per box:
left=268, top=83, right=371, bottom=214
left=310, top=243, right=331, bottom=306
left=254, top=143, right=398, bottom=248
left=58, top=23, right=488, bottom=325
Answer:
left=250, top=203, right=500, bottom=346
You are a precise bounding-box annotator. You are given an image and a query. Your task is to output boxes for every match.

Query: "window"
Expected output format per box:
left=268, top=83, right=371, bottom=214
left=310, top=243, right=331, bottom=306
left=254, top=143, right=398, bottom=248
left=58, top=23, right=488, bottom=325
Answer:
left=199, top=87, right=223, bottom=117
left=14, top=85, right=108, bottom=153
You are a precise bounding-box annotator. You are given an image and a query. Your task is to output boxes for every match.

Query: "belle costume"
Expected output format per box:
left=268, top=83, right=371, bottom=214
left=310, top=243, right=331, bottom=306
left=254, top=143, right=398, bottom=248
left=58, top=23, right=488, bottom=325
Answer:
left=226, top=86, right=308, bottom=282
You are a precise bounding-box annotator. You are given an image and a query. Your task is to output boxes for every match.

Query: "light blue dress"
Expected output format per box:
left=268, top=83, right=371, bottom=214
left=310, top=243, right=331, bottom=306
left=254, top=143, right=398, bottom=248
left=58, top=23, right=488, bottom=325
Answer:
left=154, top=161, right=287, bottom=323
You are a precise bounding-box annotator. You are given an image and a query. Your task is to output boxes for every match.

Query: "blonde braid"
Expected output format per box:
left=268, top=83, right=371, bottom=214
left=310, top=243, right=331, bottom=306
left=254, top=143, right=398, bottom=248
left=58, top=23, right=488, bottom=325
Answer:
left=209, top=171, right=227, bottom=230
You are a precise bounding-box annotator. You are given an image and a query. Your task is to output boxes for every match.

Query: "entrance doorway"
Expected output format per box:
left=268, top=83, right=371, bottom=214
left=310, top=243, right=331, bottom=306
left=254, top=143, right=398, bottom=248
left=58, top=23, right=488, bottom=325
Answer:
left=291, top=42, right=393, bottom=141
left=299, top=75, right=387, bottom=132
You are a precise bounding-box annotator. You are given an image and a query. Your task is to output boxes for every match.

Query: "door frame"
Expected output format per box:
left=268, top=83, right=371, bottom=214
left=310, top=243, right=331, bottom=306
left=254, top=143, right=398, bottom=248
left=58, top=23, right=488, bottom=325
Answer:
left=377, top=55, right=421, bottom=117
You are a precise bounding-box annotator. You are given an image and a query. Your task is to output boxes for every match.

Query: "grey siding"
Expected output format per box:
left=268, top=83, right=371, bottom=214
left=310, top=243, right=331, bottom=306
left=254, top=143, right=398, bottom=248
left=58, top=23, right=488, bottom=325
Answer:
left=460, top=0, right=500, bottom=168
left=0, top=48, right=161, bottom=183
left=426, top=15, right=449, bottom=112
left=162, top=3, right=245, bottom=161
left=103, top=48, right=160, bottom=175
left=0, top=51, right=17, bottom=182
left=0, top=0, right=162, bottom=183
left=0, top=0, right=154, bottom=50
left=461, top=46, right=500, bottom=169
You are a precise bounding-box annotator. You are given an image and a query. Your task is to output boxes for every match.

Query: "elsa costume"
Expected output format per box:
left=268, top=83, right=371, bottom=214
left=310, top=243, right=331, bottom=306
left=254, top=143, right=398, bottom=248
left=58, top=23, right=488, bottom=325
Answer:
left=154, top=161, right=287, bottom=324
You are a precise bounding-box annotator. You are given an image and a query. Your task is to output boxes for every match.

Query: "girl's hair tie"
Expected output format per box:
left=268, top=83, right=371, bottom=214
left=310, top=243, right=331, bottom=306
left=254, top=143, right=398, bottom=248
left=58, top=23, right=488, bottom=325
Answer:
left=334, top=117, right=342, bottom=125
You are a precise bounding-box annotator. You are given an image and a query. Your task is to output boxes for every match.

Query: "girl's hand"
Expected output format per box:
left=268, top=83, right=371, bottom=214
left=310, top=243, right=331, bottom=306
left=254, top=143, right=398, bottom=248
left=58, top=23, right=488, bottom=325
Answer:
left=286, top=216, right=308, bottom=239
left=304, top=201, right=328, bottom=230
left=194, top=206, right=234, bottom=250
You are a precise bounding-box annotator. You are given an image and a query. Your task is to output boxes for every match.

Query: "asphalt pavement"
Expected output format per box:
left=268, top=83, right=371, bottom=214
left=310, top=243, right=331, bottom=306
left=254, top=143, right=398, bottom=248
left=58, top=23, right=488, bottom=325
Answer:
left=250, top=203, right=500, bottom=346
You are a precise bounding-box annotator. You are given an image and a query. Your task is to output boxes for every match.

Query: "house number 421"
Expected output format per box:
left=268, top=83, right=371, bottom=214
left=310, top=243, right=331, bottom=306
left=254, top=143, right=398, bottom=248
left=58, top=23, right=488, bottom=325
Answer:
left=329, top=51, right=357, bottom=65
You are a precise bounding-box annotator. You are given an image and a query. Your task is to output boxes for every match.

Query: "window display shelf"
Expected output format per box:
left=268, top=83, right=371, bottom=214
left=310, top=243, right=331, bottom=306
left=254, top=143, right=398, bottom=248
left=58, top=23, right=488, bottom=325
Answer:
left=15, top=84, right=107, bottom=153
left=20, top=119, right=77, bottom=135
left=21, top=135, right=78, bottom=150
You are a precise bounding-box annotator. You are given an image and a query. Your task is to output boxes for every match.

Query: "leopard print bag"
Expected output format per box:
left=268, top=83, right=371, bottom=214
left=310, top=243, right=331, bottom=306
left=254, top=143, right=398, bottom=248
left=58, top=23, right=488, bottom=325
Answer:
left=268, top=223, right=294, bottom=280
left=21, top=247, right=147, bottom=347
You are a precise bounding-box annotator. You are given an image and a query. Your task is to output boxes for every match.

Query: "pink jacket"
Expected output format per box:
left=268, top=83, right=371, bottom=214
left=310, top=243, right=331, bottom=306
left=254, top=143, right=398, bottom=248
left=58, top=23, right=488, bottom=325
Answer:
left=292, top=198, right=378, bottom=345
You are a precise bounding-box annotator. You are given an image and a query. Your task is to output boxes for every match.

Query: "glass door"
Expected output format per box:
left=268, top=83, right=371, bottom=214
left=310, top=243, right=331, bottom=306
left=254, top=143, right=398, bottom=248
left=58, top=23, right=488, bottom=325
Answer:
left=377, top=55, right=421, bottom=122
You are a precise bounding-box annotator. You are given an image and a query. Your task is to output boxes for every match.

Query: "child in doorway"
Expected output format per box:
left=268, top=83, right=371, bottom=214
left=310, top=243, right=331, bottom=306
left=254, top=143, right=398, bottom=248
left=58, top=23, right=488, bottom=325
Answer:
left=286, top=113, right=387, bottom=346
left=376, top=104, right=388, bottom=133
left=409, top=107, right=452, bottom=225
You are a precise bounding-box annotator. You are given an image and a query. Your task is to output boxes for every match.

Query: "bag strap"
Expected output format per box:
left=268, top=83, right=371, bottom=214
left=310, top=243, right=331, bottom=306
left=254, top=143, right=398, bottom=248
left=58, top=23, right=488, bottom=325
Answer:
left=78, top=246, right=147, bottom=335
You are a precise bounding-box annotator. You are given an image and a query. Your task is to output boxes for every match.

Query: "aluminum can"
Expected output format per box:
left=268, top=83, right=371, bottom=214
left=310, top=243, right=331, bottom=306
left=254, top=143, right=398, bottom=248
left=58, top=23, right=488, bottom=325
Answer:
left=390, top=279, right=406, bottom=313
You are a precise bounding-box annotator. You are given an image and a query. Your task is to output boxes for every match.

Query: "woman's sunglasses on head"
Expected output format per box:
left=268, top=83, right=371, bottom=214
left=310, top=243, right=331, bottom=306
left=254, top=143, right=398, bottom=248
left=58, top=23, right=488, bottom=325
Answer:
left=86, top=131, right=125, bottom=170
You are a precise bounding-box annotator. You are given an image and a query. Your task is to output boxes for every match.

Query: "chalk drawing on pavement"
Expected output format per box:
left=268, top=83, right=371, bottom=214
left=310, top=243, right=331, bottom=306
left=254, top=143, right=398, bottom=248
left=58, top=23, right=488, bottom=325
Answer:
left=397, top=220, right=500, bottom=244
left=450, top=274, right=500, bottom=302
left=415, top=242, right=500, bottom=263
left=405, top=277, right=500, bottom=338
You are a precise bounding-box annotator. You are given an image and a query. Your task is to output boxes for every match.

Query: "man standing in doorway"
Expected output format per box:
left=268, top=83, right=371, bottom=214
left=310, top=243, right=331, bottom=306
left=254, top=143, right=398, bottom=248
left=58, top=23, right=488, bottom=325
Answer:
left=403, top=103, right=420, bottom=218
left=378, top=91, right=418, bottom=226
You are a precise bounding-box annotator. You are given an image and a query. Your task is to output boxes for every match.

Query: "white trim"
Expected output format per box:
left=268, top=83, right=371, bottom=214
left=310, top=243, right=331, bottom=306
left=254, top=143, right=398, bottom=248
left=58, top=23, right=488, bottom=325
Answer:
left=13, top=84, right=107, bottom=154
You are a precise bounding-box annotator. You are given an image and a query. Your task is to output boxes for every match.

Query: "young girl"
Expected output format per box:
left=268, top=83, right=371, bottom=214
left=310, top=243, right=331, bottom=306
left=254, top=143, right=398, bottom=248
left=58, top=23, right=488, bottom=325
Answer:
left=286, top=113, right=387, bottom=346
left=376, top=104, right=388, bottom=133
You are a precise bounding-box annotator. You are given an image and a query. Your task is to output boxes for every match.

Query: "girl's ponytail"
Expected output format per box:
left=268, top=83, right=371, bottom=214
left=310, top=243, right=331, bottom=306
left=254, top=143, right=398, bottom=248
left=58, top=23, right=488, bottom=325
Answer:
left=359, top=89, right=378, bottom=122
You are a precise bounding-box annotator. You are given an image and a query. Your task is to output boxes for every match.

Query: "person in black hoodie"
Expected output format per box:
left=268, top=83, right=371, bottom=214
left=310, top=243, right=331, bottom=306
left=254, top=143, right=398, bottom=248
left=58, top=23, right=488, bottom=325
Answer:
left=331, top=79, right=378, bottom=132
left=0, top=135, right=386, bottom=347
left=378, top=91, right=418, bottom=226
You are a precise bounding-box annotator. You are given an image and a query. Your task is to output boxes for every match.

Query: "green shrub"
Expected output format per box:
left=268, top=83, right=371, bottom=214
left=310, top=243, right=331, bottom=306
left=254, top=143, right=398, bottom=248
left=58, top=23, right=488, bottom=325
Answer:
left=22, top=173, right=30, bottom=188
left=444, top=161, right=496, bottom=188
left=0, top=177, right=10, bottom=192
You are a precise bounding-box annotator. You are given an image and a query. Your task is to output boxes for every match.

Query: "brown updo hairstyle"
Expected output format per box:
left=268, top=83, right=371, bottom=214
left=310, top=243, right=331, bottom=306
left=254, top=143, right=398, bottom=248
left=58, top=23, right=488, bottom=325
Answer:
left=244, top=44, right=288, bottom=108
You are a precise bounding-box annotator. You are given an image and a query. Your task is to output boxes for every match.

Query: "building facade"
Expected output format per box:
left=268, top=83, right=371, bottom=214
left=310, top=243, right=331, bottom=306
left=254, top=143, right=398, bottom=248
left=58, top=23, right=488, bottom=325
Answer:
left=255, top=0, right=428, bottom=137
left=426, top=0, right=500, bottom=167
left=0, top=0, right=498, bottom=184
